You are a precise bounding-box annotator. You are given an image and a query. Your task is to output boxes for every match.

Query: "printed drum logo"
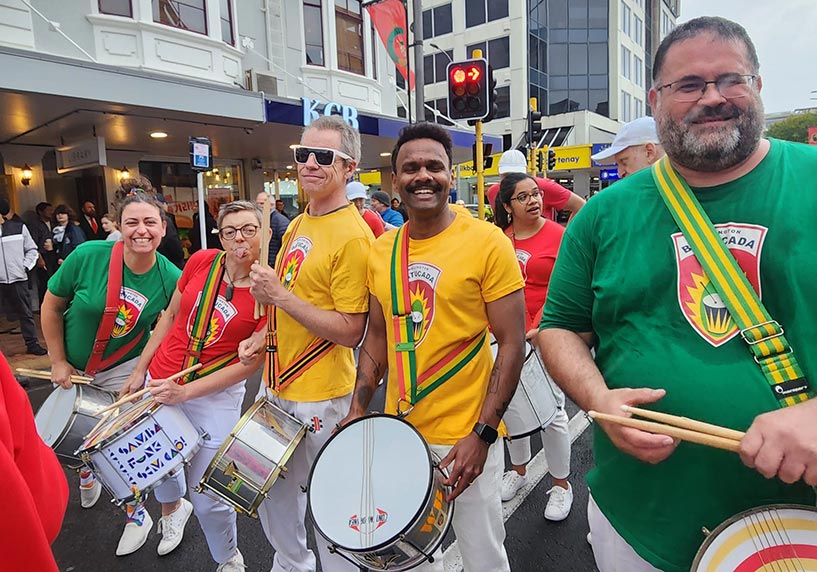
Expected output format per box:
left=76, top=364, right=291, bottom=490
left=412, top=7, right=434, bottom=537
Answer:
left=348, top=508, right=389, bottom=533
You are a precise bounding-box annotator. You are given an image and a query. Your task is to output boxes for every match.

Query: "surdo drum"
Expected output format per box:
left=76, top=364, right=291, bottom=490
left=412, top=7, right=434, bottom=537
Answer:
left=308, top=415, right=454, bottom=571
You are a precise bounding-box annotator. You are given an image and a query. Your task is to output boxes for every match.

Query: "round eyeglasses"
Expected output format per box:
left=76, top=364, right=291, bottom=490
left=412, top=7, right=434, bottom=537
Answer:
left=655, top=74, right=757, bottom=103
left=219, top=224, right=259, bottom=240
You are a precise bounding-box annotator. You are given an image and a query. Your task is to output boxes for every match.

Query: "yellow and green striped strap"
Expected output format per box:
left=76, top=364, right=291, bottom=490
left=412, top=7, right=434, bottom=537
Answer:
left=652, top=156, right=811, bottom=407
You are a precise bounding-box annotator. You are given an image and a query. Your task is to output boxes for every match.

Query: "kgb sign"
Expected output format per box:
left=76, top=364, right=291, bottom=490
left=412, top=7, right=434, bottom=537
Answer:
left=302, top=98, right=360, bottom=129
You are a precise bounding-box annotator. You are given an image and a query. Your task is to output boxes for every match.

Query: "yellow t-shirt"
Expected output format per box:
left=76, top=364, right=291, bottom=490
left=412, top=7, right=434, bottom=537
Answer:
left=368, top=209, right=524, bottom=444
left=270, top=204, right=374, bottom=402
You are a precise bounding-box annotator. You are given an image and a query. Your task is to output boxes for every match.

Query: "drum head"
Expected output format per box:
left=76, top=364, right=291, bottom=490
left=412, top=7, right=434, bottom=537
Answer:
left=35, top=386, right=78, bottom=447
left=308, top=415, right=432, bottom=551
left=692, top=504, right=817, bottom=572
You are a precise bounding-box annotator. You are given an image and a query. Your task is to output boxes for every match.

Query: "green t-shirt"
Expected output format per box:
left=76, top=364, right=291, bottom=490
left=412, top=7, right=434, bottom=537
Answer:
left=541, top=139, right=817, bottom=572
left=48, top=240, right=181, bottom=371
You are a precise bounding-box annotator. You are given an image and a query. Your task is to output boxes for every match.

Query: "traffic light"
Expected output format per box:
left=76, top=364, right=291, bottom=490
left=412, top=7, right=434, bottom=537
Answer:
left=472, top=143, right=494, bottom=170
left=447, top=58, right=490, bottom=120
left=528, top=109, right=543, bottom=148
left=535, top=150, right=545, bottom=173
left=483, top=67, right=498, bottom=124
left=548, top=149, right=557, bottom=171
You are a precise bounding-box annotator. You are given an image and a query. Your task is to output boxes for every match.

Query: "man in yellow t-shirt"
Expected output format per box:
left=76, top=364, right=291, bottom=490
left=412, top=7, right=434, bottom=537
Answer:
left=341, top=122, right=526, bottom=572
left=245, top=115, right=373, bottom=572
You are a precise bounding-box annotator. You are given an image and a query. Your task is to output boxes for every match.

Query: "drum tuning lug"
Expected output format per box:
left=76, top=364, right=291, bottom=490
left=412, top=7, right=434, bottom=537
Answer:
left=300, top=485, right=307, bottom=493
left=702, top=526, right=711, bottom=536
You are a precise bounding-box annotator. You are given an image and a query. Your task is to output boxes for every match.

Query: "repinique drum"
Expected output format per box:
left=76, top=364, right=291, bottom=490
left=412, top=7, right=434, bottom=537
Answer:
left=197, top=397, right=308, bottom=517
left=35, top=384, right=116, bottom=467
left=308, top=415, right=453, bottom=571
left=491, top=338, right=560, bottom=438
left=76, top=398, right=202, bottom=504
left=691, top=504, right=817, bottom=571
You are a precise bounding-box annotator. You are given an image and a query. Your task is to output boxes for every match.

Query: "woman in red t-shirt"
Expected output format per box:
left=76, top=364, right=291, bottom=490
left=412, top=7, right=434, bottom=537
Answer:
left=494, top=172, right=575, bottom=522
left=121, top=201, right=265, bottom=571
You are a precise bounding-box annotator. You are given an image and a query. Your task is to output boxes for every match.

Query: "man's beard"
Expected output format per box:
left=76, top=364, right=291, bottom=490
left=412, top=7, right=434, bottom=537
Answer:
left=657, top=96, right=765, bottom=172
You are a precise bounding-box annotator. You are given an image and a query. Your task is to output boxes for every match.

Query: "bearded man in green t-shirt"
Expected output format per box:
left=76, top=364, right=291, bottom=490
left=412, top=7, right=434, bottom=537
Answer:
left=538, top=16, right=817, bottom=572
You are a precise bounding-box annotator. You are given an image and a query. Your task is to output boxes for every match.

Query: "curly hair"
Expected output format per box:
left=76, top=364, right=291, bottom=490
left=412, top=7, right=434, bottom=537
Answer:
left=493, top=172, right=536, bottom=231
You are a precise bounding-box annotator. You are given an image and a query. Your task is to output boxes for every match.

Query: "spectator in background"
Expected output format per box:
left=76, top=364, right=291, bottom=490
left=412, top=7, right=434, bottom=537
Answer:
left=255, top=191, right=291, bottom=264
left=346, top=181, right=385, bottom=238
left=0, top=198, right=47, bottom=355
left=23, top=202, right=52, bottom=304
left=590, top=117, right=665, bottom=179
left=100, top=213, right=121, bottom=241
left=370, top=190, right=404, bottom=229
left=154, top=193, right=185, bottom=269
left=77, top=201, right=106, bottom=241
left=391, top=197, right=409, bottom=222
left=50, top=205, right=85, bottom=272
left=275, top=199, right=291, bottom=221
left=0, top=351, right=68, bottom=571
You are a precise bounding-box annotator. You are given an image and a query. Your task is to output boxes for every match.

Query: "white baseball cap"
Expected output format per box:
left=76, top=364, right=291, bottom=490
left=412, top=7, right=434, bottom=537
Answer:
left=498, top=149, right=528, bottom=174
left=591, top=117, right=660, bottom=163
left=346, top=181, right=369, bottom=201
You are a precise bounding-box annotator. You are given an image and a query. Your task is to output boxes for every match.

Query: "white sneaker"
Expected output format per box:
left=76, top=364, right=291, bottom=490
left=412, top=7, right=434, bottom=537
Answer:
left=157, top=498, right=194, bottom=556
left=544, top=483, right=574, bottom=521
left=217, top=549, right=246, bottom=571
left=79, top=480, right=101, bottom=509
left=116, top=508, right=153, bottom=556
left=500, top=470, right=528, bottom=502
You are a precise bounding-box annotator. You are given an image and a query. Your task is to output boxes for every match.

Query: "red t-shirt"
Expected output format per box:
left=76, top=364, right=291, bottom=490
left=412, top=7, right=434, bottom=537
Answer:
left=0, top=353, right=68, bottom=572
left=505, top=221, right=565, bottom=331
left=361, top=208, right=385, bottom=238
left=149, top=249, right=265, bottom=379
left=488, top=176, right=572, bottom=220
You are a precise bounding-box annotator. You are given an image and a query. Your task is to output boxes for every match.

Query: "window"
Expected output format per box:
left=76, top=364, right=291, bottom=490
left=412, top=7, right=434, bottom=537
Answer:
left=621, top=1, right=631, bottom=37
left=661, top=10, right=674, bottom=39
left=422, top=4, right=452, bottom=39
left=621, top=45, right=631, bottom=80
left=335, top=0, right=364, bottom=75
left=465, top=0, right=507, bottom=28
left=396, top=66, right=405, bottom=89
left=466, top=37, right=509, bottom=70
left=422, top=51, right=453, bottom=84
left=621, top=90, right=631, bottom=121
left=99, top=0, right=132, bottom=17
left=153, top=0, right=207, bottom=35
left=220, top=0, right=234, bottom=45
left=634, top=55, right=643, bottom=87
left=634, top=97, right=643, bottom=118
left=634, top=15, right=643, bottom=46
left=304, top=0, right=324, bottom=66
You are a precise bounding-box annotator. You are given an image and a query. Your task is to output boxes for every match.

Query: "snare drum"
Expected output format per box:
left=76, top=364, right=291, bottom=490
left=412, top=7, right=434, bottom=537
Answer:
left=491, top=338, right=560, bottom=438
left=35, top=384, right=116, bottom=467
left=198, top=397, right=308, bottom=517
left=692, top=504, right=817, bottom=572
left=76, top=398, right=202, bottom=504
left=308, top=415, right=453, bottom=571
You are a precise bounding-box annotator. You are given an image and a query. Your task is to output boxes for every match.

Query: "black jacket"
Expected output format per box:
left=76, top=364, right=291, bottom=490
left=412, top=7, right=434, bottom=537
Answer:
left=78, top=214, right=106, bottom=241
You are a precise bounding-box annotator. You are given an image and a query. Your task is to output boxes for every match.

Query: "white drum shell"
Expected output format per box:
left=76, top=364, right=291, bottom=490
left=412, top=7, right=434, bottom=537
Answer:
left=77, top=401, right=202, bottom=502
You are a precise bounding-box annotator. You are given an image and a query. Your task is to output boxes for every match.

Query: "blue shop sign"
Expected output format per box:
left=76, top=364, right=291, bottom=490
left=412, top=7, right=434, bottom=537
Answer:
left=591, top=143, right=616, bottom=167
left=302, top=98, right=359, bottom=129
left=600, top=168, right=619, bottom=181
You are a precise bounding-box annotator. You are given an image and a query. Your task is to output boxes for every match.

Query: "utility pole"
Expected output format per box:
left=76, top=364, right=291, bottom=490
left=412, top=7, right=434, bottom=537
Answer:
left=412, top=0, right=424, bottom=121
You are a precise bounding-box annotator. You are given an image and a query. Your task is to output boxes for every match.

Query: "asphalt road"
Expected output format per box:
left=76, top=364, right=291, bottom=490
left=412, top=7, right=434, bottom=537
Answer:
left=25, top=369, right=599, bottom=572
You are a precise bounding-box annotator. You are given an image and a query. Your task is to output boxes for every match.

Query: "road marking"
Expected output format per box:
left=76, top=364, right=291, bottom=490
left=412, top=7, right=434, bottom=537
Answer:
left=442, top=410, right=592, bottom=572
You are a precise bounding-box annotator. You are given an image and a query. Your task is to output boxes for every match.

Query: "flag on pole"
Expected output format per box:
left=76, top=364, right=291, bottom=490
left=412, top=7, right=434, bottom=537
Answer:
left=366, top=0, right=415, bottom=90
left=808, top=126, right=817, bottom=145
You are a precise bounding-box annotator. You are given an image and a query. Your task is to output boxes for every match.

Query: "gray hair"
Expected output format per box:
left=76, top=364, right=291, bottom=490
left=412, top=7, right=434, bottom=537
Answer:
left=217, top=200, right=262, bottom=228
left=653, top=17, right=759, bottom=83
left=303, top=115, right=361, bottom=163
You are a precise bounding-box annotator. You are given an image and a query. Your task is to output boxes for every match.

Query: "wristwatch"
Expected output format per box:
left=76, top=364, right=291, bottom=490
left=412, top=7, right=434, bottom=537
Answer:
left=472, top=422, right=498, bottom=445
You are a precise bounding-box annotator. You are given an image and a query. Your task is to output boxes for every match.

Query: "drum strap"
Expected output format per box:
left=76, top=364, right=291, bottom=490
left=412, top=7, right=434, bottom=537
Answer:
left=390, top=224, right=488, bottom=410
left=180, top=252, right=237, bottom=384
left=652, top=156, right=812, bottom=407
left=264, top=216, right=335, bottom=392
left=85, top=241, right=145, bottom=376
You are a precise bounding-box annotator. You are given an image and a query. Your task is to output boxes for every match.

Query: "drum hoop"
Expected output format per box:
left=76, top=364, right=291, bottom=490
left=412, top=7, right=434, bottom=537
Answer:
left=307, top=413, right=437, bottom=553
left=77, top=399, right=161, bottom=454
left=37, top=385, right=83, bottom=450
left=690, top=503, right=817, bottom=571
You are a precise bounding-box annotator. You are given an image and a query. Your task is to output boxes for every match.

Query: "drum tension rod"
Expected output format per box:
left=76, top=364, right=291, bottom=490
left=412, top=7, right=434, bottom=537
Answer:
left=398, top=534, right=435, bottom=562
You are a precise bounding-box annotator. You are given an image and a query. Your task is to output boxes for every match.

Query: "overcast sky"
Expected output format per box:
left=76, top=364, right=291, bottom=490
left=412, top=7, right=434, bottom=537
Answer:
left=679, top=1, right=817, bottom=113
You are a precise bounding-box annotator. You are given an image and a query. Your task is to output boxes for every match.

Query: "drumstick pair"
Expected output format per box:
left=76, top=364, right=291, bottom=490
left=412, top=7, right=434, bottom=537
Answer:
left=16, top=368, right=93, bottom=384
left=588, top=406, right=745, bottom=453
left=253, top=199, right=272, bottom=319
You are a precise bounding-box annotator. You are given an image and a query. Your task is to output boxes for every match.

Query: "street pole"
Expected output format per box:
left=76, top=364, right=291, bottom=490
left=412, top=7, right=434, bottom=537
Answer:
left=476, top=119, right=484, bottom=220
left=528, top=97, right=537, bottom=175
left=412, top=0, right=424, bottom=122
left=196, top=171, right=207, bottom=248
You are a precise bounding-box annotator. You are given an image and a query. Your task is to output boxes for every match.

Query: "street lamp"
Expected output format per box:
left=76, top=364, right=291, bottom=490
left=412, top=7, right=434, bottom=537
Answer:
left=429, top=42, right=453, bottom=64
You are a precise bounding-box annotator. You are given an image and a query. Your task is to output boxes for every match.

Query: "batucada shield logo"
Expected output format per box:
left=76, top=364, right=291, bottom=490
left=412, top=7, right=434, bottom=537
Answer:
left=406, top=262, right=440, bottom=346
left=111, top=287, right=147, bottom=338
left=186, top=293, right=238, bottom=348
left=280, top=236, right=313, bottom=291
left=673, top=223, right=766, bottom=347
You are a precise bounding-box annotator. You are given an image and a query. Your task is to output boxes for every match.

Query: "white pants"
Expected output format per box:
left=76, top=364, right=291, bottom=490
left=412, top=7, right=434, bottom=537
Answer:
left=413, top=441, right=510, bottom=572
left=83, top=355, right=141, bottom=392
left=153, top=381, right=246, bottom=565
left=506, top=387, right=571, bottom=478
left=255, top=388, right=358, bottom=572
left=587, top=494, right=663, bottom=572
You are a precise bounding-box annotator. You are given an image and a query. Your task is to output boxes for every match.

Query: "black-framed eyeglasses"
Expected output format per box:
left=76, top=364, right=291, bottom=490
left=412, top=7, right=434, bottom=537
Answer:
left=655, top=73, right=757, bottom=103
left=293, top=146, right=353, bottom=166
left=511, top=189, right=542, bottom=204
left=219, top=224, right=259, bottom=240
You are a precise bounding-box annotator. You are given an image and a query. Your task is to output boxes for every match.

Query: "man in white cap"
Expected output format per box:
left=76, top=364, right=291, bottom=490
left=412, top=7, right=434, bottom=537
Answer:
left=591, top=116, right=665, bottom=179
left=346, top=181, right=384, bottom=238
left=487, top=150, right=586, bottom=224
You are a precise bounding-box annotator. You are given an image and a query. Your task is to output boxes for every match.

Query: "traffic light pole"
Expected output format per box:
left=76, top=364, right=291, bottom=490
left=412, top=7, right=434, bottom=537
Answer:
left=476, top=119, right=485, bottom=220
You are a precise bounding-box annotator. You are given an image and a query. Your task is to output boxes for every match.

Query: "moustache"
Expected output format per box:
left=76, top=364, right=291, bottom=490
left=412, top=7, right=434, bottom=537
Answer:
left=685, top=104, right=740, bottom=124
left=406, top=181, right=444, bottom=194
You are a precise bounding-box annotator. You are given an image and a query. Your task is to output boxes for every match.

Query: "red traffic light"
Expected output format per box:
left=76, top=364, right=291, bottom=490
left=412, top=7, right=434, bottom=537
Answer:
left=467, top=66, right=481, bottom=82
left=451, top=67, right=466, bottom=84
left=446, top=58, right=490, bottom=120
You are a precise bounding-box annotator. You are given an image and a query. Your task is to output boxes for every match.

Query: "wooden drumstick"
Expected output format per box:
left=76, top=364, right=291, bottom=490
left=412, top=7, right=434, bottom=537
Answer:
left=254, top=198, right=272, bottom=319
left=621, top=405, right=746, bottom=442
left=96, top=363, right=202, bottom=415
left=85, top=408, right=115, bottom=440
left=16, top=368, right=93, bottom=384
